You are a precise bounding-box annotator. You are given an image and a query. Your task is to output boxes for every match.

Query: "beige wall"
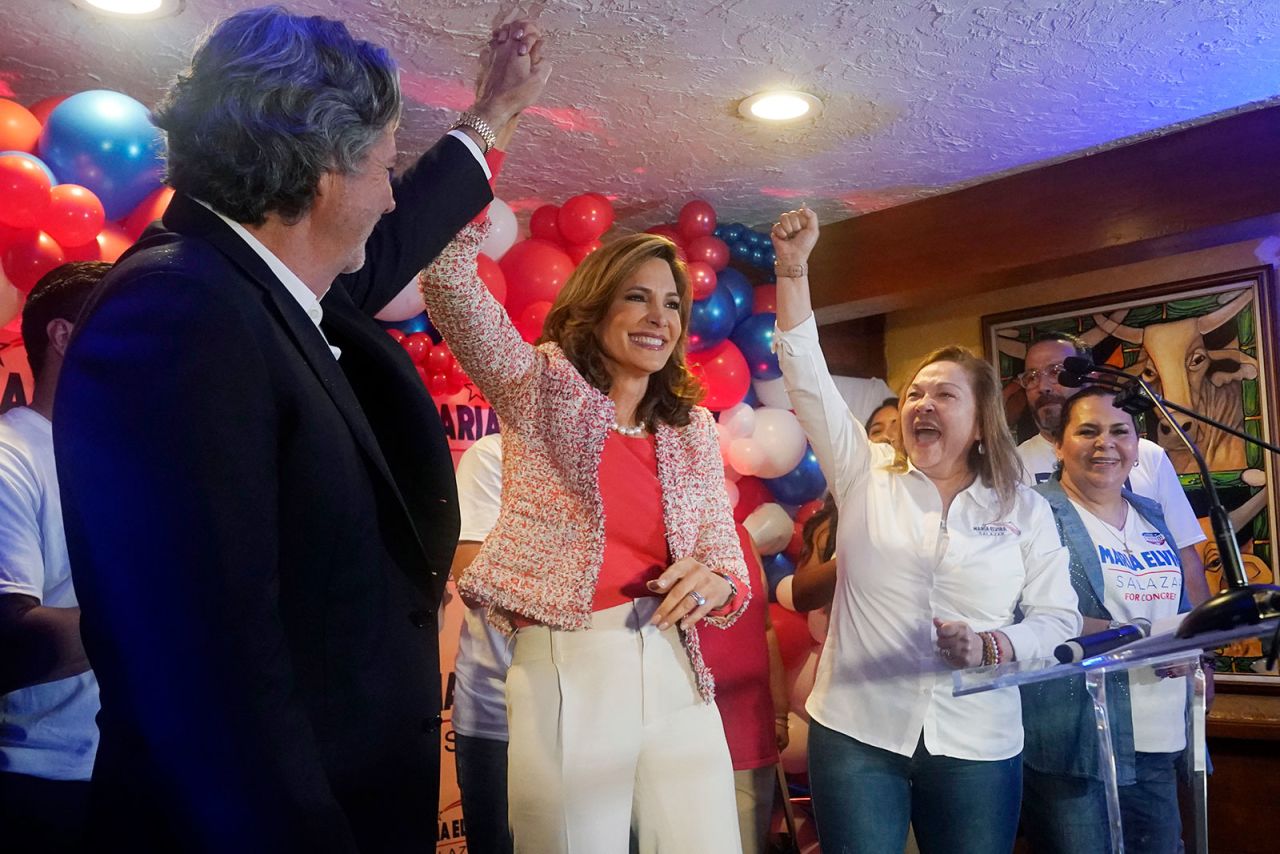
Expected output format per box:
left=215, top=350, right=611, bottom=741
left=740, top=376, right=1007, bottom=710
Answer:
left=882, top=235, right=1280, bottom=391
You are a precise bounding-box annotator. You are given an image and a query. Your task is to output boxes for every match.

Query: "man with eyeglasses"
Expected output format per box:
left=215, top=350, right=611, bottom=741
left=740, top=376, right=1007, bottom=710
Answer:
left=1014, top=332, right=1209, bottom=589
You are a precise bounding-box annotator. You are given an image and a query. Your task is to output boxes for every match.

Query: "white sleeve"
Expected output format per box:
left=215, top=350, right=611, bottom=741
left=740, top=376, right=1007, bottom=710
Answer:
left=1145, top=442, right=1207, bottom=548
left=455, top=433, right=504, bottom=542
left=774, top=313, right=876, bottom=502
left=0, top=443, right=45, bottom=600
left=1001, top=489, right=1083, bottom=660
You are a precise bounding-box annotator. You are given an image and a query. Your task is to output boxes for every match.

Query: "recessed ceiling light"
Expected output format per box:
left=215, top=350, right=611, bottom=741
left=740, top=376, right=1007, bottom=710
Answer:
left=739, top=90, right=823, bottom=123
left=72, top=0, right=183, bottom=19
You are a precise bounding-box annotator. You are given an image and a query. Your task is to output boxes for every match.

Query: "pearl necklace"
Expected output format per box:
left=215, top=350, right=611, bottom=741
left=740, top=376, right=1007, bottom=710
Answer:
left=610, top=420, right=647, bottom=438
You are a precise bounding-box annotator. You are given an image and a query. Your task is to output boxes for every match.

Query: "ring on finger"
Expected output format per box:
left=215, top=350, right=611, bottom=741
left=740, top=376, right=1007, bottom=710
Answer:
left=687, top=590, right=707, bottom=608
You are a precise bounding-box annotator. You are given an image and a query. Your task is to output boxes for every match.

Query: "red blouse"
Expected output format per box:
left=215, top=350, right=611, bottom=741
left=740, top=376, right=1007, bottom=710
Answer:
left=592, top=431, right=668, bottom=611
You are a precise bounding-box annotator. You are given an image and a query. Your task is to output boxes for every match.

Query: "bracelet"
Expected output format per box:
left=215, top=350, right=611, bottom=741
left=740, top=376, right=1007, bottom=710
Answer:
left=979, top=631, right=1002, bottom=667
left=452, top=111, right=497, bottom=153
left=712, top=571, right=739, bottom=610
left=774, top=261, right=807, bottom=279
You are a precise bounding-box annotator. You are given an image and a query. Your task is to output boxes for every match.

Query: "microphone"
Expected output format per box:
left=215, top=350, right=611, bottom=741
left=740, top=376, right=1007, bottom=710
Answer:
left=1062, top=355, right=1130, bottom=377
left=1053, top=618, right=1151, bottom=664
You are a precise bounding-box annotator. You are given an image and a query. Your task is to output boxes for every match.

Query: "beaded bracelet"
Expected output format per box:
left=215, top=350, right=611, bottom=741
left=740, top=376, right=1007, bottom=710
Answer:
left=980, top=631, right=1002, bottom=667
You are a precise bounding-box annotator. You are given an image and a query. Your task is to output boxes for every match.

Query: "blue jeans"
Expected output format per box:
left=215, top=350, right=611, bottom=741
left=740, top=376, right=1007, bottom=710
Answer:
left=455, top=733, right=513, bottom=854
left=807, top=719, right=1022, bottom=854
left=1023, top=752, right=1182, bottom=854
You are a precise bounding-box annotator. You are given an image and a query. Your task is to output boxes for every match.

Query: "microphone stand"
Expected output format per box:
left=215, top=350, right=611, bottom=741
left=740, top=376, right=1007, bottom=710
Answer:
left=1062, top=361, right=1280, bottom=638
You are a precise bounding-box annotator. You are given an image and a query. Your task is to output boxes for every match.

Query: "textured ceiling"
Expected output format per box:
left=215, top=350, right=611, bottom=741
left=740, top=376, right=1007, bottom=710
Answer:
left=6, top=0, right=1280, bottom=234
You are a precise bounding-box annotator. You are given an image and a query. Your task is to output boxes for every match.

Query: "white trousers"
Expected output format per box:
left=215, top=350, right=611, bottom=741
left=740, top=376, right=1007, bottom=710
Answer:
left=505, top=599, right=742, bottom=854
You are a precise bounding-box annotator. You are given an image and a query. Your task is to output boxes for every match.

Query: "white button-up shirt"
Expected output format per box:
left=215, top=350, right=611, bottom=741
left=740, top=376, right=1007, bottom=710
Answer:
left=776, top=315, right=1080, bottom=761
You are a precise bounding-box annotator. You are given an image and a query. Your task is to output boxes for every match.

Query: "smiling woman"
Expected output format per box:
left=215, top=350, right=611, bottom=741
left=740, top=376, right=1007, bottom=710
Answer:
left=768, top=206, right=1080, bottom=854
left=420, top=224, right=750, bottom=852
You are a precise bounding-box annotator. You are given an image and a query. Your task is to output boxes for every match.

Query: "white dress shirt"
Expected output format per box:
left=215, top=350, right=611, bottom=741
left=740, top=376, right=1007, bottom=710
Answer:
left=775, top=314, right=1081, bottom=761
left=198, top=130, right=491, bottom=361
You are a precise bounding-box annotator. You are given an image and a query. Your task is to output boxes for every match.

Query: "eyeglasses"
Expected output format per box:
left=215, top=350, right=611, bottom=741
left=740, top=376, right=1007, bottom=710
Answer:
left=1016, top=362, right=1066, bottom=388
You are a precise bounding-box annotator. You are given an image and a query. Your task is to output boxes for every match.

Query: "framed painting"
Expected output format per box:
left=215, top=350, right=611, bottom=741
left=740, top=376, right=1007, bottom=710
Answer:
left=982, top=267, right=1279, bottom=687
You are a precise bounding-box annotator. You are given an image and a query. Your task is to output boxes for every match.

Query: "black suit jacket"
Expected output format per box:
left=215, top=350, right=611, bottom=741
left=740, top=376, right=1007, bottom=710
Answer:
left=53, top=136, right=491, bottom=852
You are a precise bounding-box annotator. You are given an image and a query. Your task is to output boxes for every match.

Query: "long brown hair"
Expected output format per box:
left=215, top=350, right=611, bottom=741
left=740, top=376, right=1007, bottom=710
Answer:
left=893, top=345, right=1024, bottom=514
left=540, top=233, right=703, bottom=428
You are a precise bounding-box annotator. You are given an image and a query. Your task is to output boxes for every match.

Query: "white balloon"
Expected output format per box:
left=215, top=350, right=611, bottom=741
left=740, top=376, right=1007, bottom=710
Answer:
left=751, top=407, right=807, bottom=478
left=373, top=276, right=427, bottom=322
left=744, top=502, right=793, bottom=555
left=479, top=198, right=517, bottom=260
left=727, top=436, right=765, bottom=477
left=724, top=478, right=739, bottom=509
left=754, top=375, right=792, bottom=409
left=720, top=402, right=756, bottom=439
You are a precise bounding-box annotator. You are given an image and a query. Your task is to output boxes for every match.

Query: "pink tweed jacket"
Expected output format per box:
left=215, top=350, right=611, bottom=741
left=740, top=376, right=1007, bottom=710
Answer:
left=420, top=223, right=750, bottom=701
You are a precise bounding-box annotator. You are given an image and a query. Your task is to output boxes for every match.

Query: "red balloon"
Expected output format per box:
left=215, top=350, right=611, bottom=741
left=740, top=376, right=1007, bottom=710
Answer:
left=685, top=235, right=729, bottom=271
left=27, top=95, right=68, bottom=126
left=0, top=99, right=41, bottom=153
left=0, top=154, right=52, bottom=228
left=476, top=252, right=506, bottom=306
left=2, top=230, right=65, bottom=294
left=753, top=284, right=777, bottom=314
left=564, top=239, right=602, bottom=266
left=426, top=342, right=452, bottom=373
left=62, top=224, right=134, bottom=263
left=645, top=223, right=684, bottom=246
left=0, top=223, right=33, bottom=252
left=686, top=340, right=750, bottom=411
left=557, top=193, right=614, bottom=244
left=447, top=360, right=469, bottom=393
left=528, top=204, right=562, bottom=243
left=43, top=184, right=105, bottom=248
left=770, top=604, right=813, bottom=670
left=516, top=300, right=552, bottom=343
left=122, top=186, right=175, bottom=239
left=386, top=328, right=406, bottom=344
left=733, top=475, right=773, bottom=524
left=498, top=239, right=574, bottom=317
left=794, top=498, right=825, bottom=526
left=784, top=522, right=805, bottom=563
left=426, top=371, right=449, bottom=397
left=677, top=199, right=717, bottom=241
left=403, top=332, right=432, bottom=364
left=686, top=260, right=717, bottom=300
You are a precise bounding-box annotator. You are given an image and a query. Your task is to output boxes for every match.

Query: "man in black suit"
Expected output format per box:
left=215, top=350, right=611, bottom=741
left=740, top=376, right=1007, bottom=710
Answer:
left=51, top=7, right=547, bottom=851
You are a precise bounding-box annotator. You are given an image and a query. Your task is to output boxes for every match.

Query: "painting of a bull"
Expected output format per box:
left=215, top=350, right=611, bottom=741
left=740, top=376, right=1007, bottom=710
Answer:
left=983, top=267, right=1278, bottom=682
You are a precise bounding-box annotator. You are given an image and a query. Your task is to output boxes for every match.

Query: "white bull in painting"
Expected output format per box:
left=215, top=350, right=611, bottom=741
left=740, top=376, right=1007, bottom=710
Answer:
left=1093, top=291, right=1257, bottom=473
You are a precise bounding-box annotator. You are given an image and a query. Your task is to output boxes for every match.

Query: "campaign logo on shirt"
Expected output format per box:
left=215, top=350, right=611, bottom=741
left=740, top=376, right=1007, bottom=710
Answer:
left=1141, top=531, right=1167, bottom=546
left=972, top=521, right=1021, bottom=537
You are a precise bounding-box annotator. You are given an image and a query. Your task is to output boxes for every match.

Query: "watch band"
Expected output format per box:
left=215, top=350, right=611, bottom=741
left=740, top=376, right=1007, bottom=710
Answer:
left=452, top=111, right=497, bottom=154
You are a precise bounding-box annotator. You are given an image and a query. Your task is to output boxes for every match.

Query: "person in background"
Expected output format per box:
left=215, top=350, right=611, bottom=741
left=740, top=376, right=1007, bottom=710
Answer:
left=51, top=8, right=548, bottom=850
left=1021, top=387, right=1200, bottom=853
left=450, top=432, right=513, bottom=854
left=701, top=525, right=791, bottom=854
left=1015, top=333, right=1209, bottom=604
left=0, top=262, right=109, bottom=854
left=422, top=221, right=750, bottom=852
left=771, top=206, right=1079, bottom=854
left=866, top=397, right=902, bottom=452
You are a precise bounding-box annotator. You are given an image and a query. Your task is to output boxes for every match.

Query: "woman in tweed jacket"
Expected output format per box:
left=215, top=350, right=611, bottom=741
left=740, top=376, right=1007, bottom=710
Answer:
left=421, top=221, right=750, bottom=853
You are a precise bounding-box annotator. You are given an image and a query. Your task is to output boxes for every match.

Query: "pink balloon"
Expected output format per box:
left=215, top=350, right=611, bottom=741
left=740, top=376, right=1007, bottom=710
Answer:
left=686, top=235, right=729, bottom=271
left=687, top=340, right=750, bottom=411
left=686, top=260, right=717, bottom=300
left=43, top=184, right=105, bottom=248
left=529, top=204, right=562, bottom=243
left=498, top=239, right=574, bottom=317
left=677, top=199, right=716, bottom=241
left=753, top=284, right=777, bottom=314
left=557, top=193, right=614, bottom=245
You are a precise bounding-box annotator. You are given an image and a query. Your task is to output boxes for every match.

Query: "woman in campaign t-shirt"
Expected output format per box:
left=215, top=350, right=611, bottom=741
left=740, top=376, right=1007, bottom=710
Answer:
left=1022, top=386, right=1199, bottom=854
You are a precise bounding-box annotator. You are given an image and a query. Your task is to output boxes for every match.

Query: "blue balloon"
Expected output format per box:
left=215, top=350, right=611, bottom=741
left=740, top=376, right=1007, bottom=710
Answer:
left=379, top=311, right=440, bottom=342
left=764, top=447, right=827, bottom=505
left=717, top=267, right=753, bottom=324
left=745, top=229, right=767, bottom=247
left=731, top=312, right=780, bottom=380
left=730, top=240, right=753, bottom=262
left=687, top=282, right=737, bottom=353
left=740, top=381, right=759, bottom=408
left=762, top=552, right=796, bottom=602
left=723, top=223, right=745, bottom=243
left=0, top=151, right=56, bottom=186
left=38, top=90, right=164, bottom=219
left=749, top=245, right=768, bottom=267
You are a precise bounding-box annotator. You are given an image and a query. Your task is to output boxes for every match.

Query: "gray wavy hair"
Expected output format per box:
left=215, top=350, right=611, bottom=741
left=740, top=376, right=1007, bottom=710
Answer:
left=153, top=5, right=401, bottom=225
